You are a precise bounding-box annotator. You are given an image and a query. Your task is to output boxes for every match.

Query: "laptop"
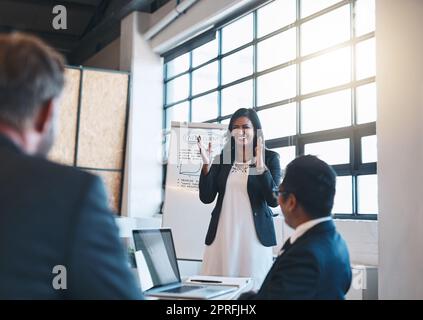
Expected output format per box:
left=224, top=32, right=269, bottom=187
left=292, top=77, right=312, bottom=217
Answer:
left=132, top=228, right=236, bottom=299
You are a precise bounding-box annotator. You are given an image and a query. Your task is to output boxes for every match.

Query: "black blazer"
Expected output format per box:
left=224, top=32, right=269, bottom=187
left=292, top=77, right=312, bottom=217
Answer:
left=240, top=220, right=352, bottom=300
left=0, top=134, right=142, bottom=299
left=199, top=149, right=281, bottom=247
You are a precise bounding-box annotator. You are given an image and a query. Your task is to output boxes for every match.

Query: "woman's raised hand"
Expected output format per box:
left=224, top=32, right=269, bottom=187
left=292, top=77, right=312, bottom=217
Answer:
left=255, top=136, right=265, bottom=172
left=197, top=136, right=212, bottom=174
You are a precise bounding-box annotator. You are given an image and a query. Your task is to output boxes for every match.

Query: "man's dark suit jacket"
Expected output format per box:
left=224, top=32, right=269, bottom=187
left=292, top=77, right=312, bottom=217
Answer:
left=199, top=149, right=281, bottom=247
left=0, top=134, right=142, bottom=299
left=240, top=220, right=352, bottom=300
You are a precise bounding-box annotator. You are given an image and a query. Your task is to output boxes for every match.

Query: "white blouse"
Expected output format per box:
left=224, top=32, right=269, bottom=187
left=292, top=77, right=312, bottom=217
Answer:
left=200, top=162, right=273, bottom=289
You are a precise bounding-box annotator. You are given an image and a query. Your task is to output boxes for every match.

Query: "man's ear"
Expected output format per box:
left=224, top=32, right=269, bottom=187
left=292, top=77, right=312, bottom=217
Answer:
left=34, top=99, right=55, bottom=134
left=286, top=193, right=298, bottom=212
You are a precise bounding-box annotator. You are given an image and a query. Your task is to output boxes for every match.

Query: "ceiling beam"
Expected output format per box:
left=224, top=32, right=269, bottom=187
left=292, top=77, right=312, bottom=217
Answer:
left=69, top=0, right=155, bottom=64
left=0, top=25, right=79, bottom=55
left=0, top=0, right=98, bottom=12
left=80, top=0, right=112, bottom=38
left=0, top=25, right=80, bottom=41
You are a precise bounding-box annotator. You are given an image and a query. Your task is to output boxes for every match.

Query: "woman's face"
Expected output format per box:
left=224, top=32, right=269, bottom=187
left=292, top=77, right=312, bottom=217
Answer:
left=231, top=116, right=255, bottom=147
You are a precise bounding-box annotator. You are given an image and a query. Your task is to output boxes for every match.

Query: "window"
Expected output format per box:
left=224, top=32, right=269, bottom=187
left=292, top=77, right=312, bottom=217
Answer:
left=301, top=47, right=351, bottom=94
left=356, top=82, right=377, bottom=124
left=332, top=176, right=353, bottom=214
left=221, top=13, right=253, bottom=53
left=301, top=5, right=350, bottom=55
left=259, top=103, right=297, bottom=139
left=301, top=0, right=341, bottom=18
left=273, top=146, right=297, bottom=171
left=301, top=89, right=351, bottom=133
left=221, top=47, right=254, bottom=85
left=221, top=80, right=253, bottom=116
left=192, top=61, right=218, bottom=95
left=163, top=0, right=377, bottom=219
left=304, top=139, right=350, bottom=165
left=357, top=174, right=378, bottom=214
left=257, top=0, right=296, bottom=37
left=361, top=135, right=377, bottom=163
left=257, top=28, right=296, bottom=71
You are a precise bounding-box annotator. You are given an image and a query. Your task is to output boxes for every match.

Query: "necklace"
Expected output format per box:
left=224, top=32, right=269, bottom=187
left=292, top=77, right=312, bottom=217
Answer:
left=231, top=160, right=251, bottom=174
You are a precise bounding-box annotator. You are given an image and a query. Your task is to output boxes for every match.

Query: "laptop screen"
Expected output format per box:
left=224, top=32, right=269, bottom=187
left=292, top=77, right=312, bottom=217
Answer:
left=132, top=229, right=181, bottom=289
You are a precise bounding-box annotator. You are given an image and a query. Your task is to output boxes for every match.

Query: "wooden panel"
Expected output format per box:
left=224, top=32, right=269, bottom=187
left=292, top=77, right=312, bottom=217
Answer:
left=48, top=68, right=80, bottom=165
left=88, top=170, right=122, bottom=214
left=77, top=70, right=128, bottom=169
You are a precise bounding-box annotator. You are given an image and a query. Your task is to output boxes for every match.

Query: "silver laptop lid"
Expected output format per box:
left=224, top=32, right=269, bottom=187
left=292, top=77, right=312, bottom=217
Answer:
left=132, top=228, right=181, bottom=290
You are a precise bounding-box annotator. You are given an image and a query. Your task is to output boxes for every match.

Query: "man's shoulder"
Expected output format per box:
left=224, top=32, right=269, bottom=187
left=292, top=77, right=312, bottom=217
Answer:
left=290, top=226, right=349, bottom=264
left=8, top=152, right=99, bottom=194
left=31, top=156, right=95, bottom=182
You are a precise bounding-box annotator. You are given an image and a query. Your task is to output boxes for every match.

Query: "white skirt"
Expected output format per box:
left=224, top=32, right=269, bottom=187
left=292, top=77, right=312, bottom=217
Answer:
left=201, top=163, right=273, bottom=290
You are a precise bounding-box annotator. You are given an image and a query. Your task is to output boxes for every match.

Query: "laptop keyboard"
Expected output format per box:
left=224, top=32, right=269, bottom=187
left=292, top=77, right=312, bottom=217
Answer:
left=163, top=285, right=205, bottom=294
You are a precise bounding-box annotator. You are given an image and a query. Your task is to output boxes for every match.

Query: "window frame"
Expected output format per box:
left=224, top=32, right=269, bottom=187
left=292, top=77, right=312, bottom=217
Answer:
left=163, top=0, right=377, bottom=220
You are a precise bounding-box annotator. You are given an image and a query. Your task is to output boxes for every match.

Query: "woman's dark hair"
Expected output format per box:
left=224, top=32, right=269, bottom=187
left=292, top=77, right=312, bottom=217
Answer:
left=221, top=108, right=265, bottom=164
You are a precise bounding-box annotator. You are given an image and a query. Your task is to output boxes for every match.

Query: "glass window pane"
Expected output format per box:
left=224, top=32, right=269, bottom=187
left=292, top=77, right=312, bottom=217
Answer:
left=192, top=38, right=218, bottom=67
left=165, top=102, right=189, bottom=129
left=356, top=82, right=377, bottom=124
left=301, top=46, right=351, bottom=94
left=257, top=65, right=297, bottom=106
left=257, top=29, right=296, bottom=71
left=258, top=104, right=297, bottom=140
left=301, top=5, right=350, bottom=56
left=358, top=174, right=378, bottom=214
left=221, top=80, right=253, bottom=117
left=192, top=61, right=218, bottom=95
left=301, top=0, right=340, bottom=18
left=301, top=89, right=351, bottom=133
left=166, top=53, right=189, bottom=79
left=166, top=74, right=189, bottom=105
left=191, top=92, right=218, bottom=122
left=257, top=0, right=296, bottom=37
left=221, top=46, right=253, bottom=85
left=273, top=146, right=296, bottom=171
left=222, top=13, right=253, bottom=53
left=361, top=135, right=377, bottom=163
left=332, top=176, right=353, bottom=214
left=220, top=118, right=231, bottom=125
left=356, top=38, right=376, bottom=80
left=304, top=139, right=350, bottom=165
left=355, top=0, right=375, bottom=37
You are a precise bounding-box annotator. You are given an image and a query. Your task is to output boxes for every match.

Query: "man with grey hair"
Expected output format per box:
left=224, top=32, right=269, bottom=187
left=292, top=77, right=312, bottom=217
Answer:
left=0, top=33, right=142, bottom=299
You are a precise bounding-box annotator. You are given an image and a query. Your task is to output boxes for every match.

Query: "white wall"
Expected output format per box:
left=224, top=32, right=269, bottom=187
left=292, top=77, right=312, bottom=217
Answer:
left=269, top=196, right=378, bottom=266
left=377, top=0, right=423, bottom=299
left=335, top=220, right=378, bottom=266
left=278, top=216, right=378, bottom=266
left=84, top=38, right=121, bottom=70
left=119, top=12, right=163, bottom=217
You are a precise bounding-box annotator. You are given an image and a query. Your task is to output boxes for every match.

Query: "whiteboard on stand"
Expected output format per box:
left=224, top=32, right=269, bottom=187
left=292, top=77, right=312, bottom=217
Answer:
left=162, top=121, right=228, bottom=260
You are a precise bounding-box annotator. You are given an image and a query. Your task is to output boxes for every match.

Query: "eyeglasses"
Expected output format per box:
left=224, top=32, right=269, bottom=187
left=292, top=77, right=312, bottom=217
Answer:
left=272, top=187, right=290, bottom=199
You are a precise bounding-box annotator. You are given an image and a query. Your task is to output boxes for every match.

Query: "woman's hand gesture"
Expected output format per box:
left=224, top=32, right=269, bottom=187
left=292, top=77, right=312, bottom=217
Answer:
left=255, top=136, right=265, bottom=172
left=197, top=136, right=212, bottom=174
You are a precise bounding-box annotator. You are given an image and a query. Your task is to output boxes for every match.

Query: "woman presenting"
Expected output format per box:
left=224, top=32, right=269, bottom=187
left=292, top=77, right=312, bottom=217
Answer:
left=197, top=108, right=281, bottom=288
